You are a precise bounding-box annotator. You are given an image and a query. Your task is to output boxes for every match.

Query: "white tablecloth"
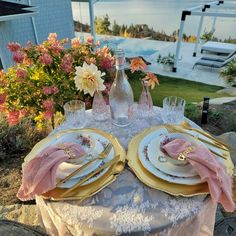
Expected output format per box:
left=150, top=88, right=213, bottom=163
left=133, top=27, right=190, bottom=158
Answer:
left=36, top=107, right=217, bottom=236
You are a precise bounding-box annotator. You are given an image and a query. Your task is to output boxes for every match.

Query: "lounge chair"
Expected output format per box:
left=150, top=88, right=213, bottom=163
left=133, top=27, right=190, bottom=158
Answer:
left=201, top=50, right=236, bottom=62
left=193, top=54, right=236, bottom=69
left=201, top=41, right=236, bottom=55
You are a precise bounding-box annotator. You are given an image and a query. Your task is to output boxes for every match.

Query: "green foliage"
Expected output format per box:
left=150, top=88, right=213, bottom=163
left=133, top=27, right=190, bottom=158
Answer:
left=157, top=53, right=175, bottom=65
left=201, top=30, right=215, bottom=42
left=184, top=103, right=201, bottom=122
left=126, top=70, right=228, bottom=107
left=112, top=20, right=121, bottom=36
left=0, top=114, right=47, bottom=160
left=220, top=59, right=236, bottom=86
left=95, top=14, right=111, bottom=34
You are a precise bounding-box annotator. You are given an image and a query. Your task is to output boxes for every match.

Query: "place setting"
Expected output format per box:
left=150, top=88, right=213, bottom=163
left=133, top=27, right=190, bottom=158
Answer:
left=18, top=127, right=126, bottom=201
left=127, top=96, right=235, bottom=211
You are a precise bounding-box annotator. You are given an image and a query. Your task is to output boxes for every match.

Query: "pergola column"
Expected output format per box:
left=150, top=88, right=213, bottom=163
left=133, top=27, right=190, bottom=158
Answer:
left=88, top=0, right=96, bottom=40
left=193, top=15, right=204, bottom=57
left=173, top=11, right=188, bottom=72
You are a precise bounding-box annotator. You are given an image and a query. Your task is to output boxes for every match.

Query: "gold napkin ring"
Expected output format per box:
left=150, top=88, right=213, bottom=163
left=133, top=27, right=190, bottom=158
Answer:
left=177, top=146, right=194, bottom=161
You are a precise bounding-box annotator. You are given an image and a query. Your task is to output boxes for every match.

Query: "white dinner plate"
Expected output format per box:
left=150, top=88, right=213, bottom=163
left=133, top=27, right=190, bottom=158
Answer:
left=56, top=137, right=105, bottom=180
left=25, top=130, right=115, bottom=188
left=147, top=133, right=200, bottom=178
left=138, top=128, right=203, bottom=185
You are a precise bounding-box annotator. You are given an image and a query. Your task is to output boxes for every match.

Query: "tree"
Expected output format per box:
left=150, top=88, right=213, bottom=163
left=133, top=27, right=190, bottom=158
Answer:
left=112, top=20, right=120, bottom=36
left=95, top=14, right=111, bottom=34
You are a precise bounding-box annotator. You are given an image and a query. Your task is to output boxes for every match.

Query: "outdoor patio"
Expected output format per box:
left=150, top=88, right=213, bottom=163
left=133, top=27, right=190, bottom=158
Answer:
left=77, top=32, right=227, bottom=87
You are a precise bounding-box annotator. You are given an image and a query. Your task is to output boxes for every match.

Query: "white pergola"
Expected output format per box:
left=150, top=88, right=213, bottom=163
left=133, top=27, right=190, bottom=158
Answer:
left=173, top=0, right=236, bottom=72
left=71, top=0, right=99, bottom=40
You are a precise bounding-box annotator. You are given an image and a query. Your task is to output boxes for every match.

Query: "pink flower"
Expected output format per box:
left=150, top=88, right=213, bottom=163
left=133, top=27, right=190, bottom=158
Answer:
left=60, top=54, right=74, bottom=73
left=85, top=56, right=96, bottom=65
left=71, top=38, right=81, bottom=49
left=50, top=41, right=63, bottom=54
left=48, top=33, right=58, bottom=42
left=37, top=45, right=48, bottom=54
left=42, top=99, right=54, bottom=111
left=12, top=51, right=25, bottom=63
left=51, top=86, right=59, bottom=94
left=16, top=68, right=27, bottom=79
left=39, top=53, right=53, bottom=65
left=0, top=94, right=6, bottom=104
left=7, top=110, right=20, bottom=126
left=43, top=110, right=54, bottom=120
left=7, top=42, right=21, bottom=52
left=42, top=86, right=59, bottom=95
left=96, top=41, right=101, bottom=46
left=100, top=57, right=114, bottom=70
left=20, top=109, right=28, bottom=117
left=86, top=36, right=94, bottom=44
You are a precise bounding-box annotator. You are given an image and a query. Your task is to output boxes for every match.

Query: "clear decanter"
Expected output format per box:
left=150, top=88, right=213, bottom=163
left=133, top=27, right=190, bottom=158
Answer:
left=109, top=49, right=134, bottom=127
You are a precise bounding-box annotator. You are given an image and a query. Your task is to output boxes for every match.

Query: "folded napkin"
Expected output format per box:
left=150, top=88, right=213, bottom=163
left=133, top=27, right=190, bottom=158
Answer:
left=162, top=138, right=235, bottom=212
left=17, top=142, right=85, bottom=201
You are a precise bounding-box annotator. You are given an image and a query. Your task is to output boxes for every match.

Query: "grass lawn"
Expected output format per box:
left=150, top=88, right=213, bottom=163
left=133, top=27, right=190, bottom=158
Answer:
left=127, top=71, right=231, bottom=107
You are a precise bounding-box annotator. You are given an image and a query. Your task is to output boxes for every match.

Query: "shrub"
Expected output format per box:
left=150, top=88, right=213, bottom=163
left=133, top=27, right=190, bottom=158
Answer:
left=0, top=114, right=47, bottom=160
left=0, top=33, right=115, bottom=129
left=220, top=59, right=236, bottom=86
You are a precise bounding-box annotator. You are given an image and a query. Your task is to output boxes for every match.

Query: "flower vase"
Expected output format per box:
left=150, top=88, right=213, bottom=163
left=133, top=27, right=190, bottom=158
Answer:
left=138, top=80, right=154, bottom=118
left=92, top=91, right=109, bottom=121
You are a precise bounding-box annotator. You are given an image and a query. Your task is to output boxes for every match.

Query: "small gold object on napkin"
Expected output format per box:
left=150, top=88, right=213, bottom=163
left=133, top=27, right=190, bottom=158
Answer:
left=177, top=146, right=194, bottom=161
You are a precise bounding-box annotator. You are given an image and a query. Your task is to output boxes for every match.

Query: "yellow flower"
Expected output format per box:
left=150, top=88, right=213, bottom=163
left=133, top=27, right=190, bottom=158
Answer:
left=143, top=72, right=159, bottom=89
left=74, top=62, right=106, bottom=96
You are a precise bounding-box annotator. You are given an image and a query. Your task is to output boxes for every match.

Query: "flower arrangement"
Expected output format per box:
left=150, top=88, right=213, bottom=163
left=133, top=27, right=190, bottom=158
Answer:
left=130, top=57, right=159, bottom=89
left=220, top=59, right=236, bottom=86
left=157, top=53, right=175, bottom=66
left=0, top=33, right=115, bottom=129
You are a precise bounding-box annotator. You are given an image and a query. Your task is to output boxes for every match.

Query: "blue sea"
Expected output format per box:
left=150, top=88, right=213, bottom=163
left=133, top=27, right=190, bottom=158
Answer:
left=72, top=0, right=236, bottom=39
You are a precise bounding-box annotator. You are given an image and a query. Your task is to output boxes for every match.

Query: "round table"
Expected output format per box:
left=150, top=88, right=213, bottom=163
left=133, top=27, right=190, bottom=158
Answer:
left=36, top=107, right=217, bottom=236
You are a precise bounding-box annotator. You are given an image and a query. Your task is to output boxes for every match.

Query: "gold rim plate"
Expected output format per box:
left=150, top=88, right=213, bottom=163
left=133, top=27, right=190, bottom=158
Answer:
left=24, top=128, right=126, bottom=201
left=127, top=125, right=233, bottom=197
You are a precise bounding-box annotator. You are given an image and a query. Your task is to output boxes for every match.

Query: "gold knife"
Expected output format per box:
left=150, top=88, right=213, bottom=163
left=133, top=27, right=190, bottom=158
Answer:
left=60, top=155, right=120, bottom=197
left=180, top=121, right=229, bottom=150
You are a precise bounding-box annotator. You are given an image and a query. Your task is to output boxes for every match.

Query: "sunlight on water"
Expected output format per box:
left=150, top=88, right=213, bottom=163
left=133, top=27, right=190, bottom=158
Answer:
left=72, top=0, right=236, bottom=39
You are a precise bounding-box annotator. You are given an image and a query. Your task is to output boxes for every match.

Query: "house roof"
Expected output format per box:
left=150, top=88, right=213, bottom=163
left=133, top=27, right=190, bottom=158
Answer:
left=0, top=1, right=37, bottom=22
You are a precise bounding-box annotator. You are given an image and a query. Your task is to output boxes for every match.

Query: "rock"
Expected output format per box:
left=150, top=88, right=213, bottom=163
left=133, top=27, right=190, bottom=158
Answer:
left=217, top=132, right=236, bottom=165
left=0, top=204, right=42, bottom=229
left=217, top=88, right=236, bottom=96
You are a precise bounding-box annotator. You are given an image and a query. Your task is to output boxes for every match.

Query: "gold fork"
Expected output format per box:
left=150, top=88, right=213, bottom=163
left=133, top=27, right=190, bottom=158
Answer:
left=56, top=143, right=113, bottom=187
left=165, top=125, right=227, bottom=160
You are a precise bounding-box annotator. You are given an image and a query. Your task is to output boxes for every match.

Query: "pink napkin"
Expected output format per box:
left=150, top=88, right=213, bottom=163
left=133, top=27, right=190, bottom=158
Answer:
left=17, top=142, right=85, bottom=201
left=162, top=138, right=235, bottom=212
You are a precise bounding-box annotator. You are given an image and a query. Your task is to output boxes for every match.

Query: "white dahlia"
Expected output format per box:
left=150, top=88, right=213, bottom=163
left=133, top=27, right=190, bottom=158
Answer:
left=74, top=62, right=106, bottom=96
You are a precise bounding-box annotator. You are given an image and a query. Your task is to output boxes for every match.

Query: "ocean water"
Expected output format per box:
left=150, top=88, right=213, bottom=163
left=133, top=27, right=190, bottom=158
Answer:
left=72, top=0, right=236, bottom=39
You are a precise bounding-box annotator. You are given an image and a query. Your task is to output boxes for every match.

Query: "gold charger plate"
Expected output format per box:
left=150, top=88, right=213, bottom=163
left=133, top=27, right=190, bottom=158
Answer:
left=127, top=125, right=234, bottom=197
left=24, top=128, right=126, bottom=201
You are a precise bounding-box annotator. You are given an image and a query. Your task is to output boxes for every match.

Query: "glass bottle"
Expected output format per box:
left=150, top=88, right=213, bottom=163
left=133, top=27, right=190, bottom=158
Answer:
left=138, top=79, right=153, bottom=118
left=109, top=49, right=134, bottom=127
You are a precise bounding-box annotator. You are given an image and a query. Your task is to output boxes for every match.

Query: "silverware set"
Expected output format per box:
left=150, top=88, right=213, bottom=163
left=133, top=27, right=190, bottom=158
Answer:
left=56, top=143, right=113, bottom=192
left=165, top=124, right=227, bottom=160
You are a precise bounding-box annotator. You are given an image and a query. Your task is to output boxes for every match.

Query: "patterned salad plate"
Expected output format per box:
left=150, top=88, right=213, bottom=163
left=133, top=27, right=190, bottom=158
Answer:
left=24, top=128, right=126, bottom=201
left=127, top=125, right=234, bottom=197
